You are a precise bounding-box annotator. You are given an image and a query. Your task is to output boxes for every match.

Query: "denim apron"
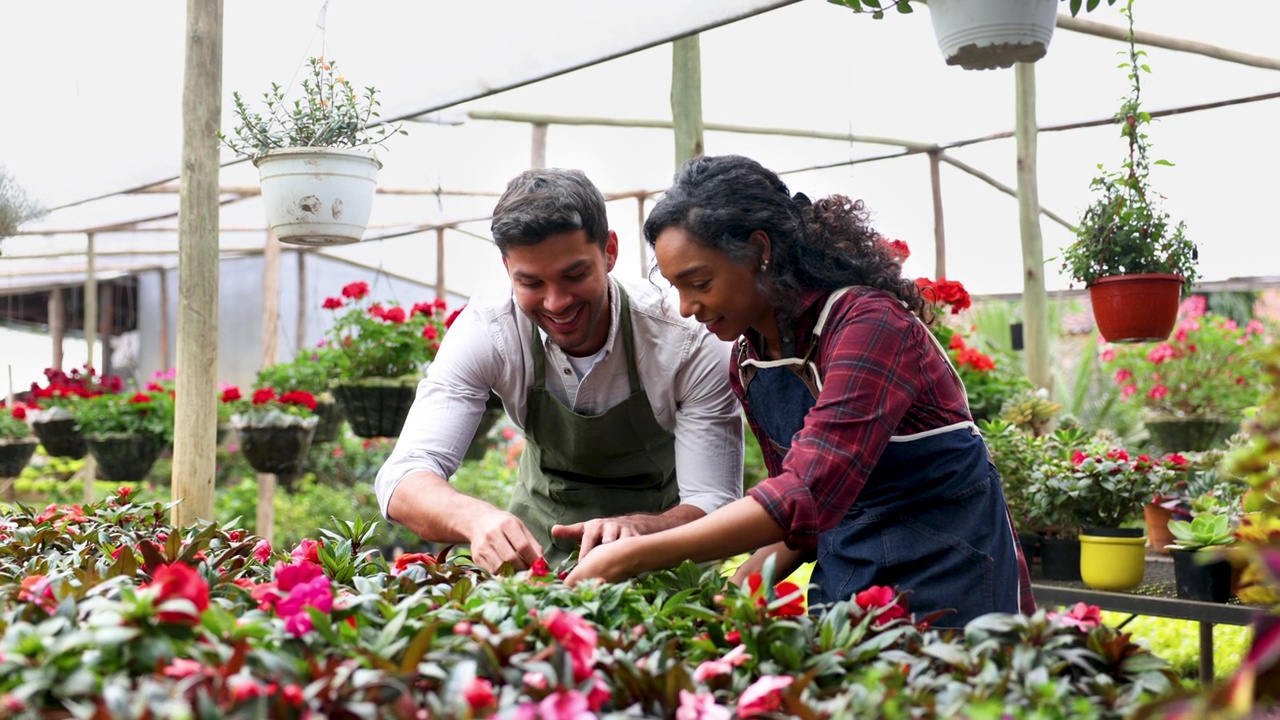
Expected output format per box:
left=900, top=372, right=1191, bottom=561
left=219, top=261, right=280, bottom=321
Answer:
left=741, top=288, right=1022, bottom=627
left=509, top=285, right=679, bottom=566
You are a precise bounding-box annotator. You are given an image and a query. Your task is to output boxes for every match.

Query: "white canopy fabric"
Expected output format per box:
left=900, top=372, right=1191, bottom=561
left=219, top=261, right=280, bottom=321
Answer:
left=2, top=0, right=1278, bottom=299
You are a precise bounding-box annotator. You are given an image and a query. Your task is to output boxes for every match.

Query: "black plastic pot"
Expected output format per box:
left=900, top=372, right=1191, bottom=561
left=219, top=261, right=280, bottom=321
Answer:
left=87, top=433, right=162, bottom=482
left=1171, top=547, right=1233, bottom=603
left=238, top=424, right=316, bottom=483
left=1039, top=536, right=1082, bottom=581
left=0, top=440, right=39, bottom=478
left=1017, top=531, right=1040, bottom=568
left=31, top=417, right=88, bottom=459
left=310, top=396, right=346, bottom=445
left=332, top=380, right=418, bottom=439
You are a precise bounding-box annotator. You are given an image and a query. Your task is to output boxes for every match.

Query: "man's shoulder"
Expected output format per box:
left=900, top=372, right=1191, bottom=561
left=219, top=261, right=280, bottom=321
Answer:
left=616, top=276, right=697, bottom=332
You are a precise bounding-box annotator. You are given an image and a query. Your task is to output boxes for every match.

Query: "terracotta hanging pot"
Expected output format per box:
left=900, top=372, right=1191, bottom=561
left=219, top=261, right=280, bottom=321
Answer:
left=1087, top=273, right=1183, bottom=344
left=927, top=0, right=1058, bottom=70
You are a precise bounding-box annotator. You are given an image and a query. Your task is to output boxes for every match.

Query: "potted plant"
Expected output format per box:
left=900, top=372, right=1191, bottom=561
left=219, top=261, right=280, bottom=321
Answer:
left=323, top=281, right=451, bottom=439
left=24, top=366, right=123, bottom=459
left=826, top=0, right=1118, bottom=71
left=255, top=346, right=346, bottom=444
left=74, top=389, right=176, bottom=482
left=1166, top=511, right=1237, bottom=603
left=1021, top=427, right=1095, bottom=581
left=1060, top=0, right=1199, bottom=344
left=220, top=56, right=403, bottom=246
left=230, top=387, right=319, bottom=485
left=1102, top=297, right=1267, bottom=452
left=0, top=401, right=38, bottom=478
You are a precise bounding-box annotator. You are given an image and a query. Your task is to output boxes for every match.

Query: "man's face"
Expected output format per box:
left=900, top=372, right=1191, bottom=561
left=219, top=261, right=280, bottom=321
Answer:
left=503, top=229, right=618, bottom=357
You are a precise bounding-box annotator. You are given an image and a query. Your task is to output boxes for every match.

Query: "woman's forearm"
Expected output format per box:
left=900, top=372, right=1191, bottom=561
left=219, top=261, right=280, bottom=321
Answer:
left=627, top=496, right=788, bottom=574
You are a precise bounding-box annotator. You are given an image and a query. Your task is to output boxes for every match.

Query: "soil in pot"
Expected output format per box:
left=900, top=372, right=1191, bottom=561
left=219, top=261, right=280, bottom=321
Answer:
left=87, top=433, right=163, bottom=482
left=31, top=417, right=88, bottom=459
left=1171, top=548, right=1234, bottom=603
left=1039, top=536, right=1081, bottom=582
left=0, top=439, right=39, bottom=478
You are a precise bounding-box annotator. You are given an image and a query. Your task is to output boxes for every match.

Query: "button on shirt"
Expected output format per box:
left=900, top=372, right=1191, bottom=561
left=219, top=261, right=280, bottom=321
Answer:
left=375, top=276, right=745, bottom=521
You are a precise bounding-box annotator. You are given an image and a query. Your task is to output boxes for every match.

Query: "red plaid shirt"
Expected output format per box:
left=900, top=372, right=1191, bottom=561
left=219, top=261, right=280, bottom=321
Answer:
left=738, top=287, right=1034, bottom=615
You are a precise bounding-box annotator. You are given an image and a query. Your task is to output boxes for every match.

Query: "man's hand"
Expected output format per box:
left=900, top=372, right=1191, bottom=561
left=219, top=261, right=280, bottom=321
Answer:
left=551, top=517, right=643, bottom=559
left=468, top=510, right=543, bottom=573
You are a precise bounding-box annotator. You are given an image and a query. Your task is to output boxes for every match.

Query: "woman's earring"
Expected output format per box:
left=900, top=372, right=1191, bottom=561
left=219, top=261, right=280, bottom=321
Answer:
left=759, top=259, right=769, bottom=272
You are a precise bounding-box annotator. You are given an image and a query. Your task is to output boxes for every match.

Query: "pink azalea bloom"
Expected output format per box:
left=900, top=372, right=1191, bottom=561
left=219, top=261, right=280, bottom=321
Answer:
left=1049, top=602, right=1103, bottom=630
left=252, top=539, right=272, bottom=563
left=275, top=560, right=325, bottom=591
left=277, top=575, right=334, bottom=636
left=737, top=675, right=794, bottom=718
left=541, top=608, right=598, bottom=682
left=162, top=657, right=204, bottom=678
left=693, top=644, right=752, bottom=682
left=291, top=539, right=322, bottom=564
left=676, top=690, right=731, bottom=720
left=462, top=677, right=497, bottom=712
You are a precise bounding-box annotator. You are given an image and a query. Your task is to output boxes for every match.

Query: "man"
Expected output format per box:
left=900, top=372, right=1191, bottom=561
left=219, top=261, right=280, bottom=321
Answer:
left=375, top=168, right=744, bottom=571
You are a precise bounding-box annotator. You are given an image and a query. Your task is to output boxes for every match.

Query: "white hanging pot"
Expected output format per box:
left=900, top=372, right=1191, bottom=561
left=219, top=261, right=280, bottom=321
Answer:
left=253, top=147, right=382, bottom=246
left=927, top=0, right=1058, bottom=71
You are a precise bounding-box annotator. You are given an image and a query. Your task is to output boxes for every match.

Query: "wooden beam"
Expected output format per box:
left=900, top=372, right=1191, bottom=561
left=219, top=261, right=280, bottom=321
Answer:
left=1057, top=14, right=1280, bottom=71
left=936, top=154, right=1077, bottom=232
left=48, top=288, right=64, bottom=370
left=1015, top=62, right=1052, bottom=393
left=531, top=123, right=548, bottom=170
left=158, top=269, right=170, bottom=370
left=128, top=184, right=503, bottom=198
left=295, top=251, right=306, bottom=354
left=257, top=228, right=280, bottom=547
left=83, top=232, right=97, bottom=504
left=172, top=0, right=223, bottom=528
left=436, top=227, right=447, bottom=300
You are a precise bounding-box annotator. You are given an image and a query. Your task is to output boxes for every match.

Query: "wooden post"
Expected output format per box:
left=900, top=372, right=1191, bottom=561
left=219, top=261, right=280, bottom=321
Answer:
left=1014, top=62, right=1052, bottom=392
left=295, top=250, right=307, bottom=353
left=83, top=233, right=97, bottom=503
left=531, top=123, right=548, bottom=170
left=636, top=196, right=648, bottom=276
left=99, top=283, right=115, bottom=379
left=172, top=0, right=224, bottom=529
left=48, top=288, right=64, bottom=370
left=257, top=228, right=281, bottom=546
left=671, top=36, right=704, bottom=169
left=928, top=150, right=946, bottom=279
left=158, top=269, right=171, bottom=370
left=436, top=227, right=447, bottom=300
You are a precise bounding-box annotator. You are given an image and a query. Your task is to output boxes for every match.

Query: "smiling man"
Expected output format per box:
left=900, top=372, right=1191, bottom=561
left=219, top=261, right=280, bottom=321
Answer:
left=375, top=168, right=744, bottom=571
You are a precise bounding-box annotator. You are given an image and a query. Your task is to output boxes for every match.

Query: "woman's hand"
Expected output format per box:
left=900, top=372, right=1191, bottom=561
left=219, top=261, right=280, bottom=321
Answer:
left=563, top=536, right=645, bottom=587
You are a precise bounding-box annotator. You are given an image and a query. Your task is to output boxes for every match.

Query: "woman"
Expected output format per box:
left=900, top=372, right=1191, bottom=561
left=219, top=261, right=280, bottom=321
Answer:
left=565, top=155, right=1033, bottom=626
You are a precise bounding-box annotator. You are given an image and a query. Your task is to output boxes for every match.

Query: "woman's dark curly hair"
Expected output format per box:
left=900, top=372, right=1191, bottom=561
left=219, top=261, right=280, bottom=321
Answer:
left=643, top=154, right=929, bottom=322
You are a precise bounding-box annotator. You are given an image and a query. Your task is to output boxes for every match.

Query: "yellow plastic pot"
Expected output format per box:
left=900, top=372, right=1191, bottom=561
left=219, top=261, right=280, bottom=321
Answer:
left=1079, top=528, right=1147, bottom=591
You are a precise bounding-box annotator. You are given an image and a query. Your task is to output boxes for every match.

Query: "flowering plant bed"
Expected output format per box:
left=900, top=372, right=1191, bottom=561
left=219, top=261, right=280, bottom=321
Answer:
left=0, top=494, right=1181, bottom=718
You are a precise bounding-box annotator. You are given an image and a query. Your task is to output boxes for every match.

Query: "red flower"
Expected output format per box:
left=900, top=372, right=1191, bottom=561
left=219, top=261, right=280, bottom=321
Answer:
left=18, top=575, right=57, bottom=613
left=10, top=405, right=26, bottom=421
left=745, top=573, right=807, bottom=617
left=251, top=388, right=277, bottom=405
left=392, top=552, right=437, bottom=576
left=341, top=281, right=370, bottom=300
left=322, top=296, right=344, bottom=310
left=147, top=562, right=211, bottom=625
left=529, top=556, right=550, bottom=578
left=853, top=585, right=908, bottom=627
left=380, top=306, right=406, bottom=324
left=128, top=392, right=153, bottom=404
left=279, top=390, right=318, bottom=411
left=220, top=387, right=242, bottom=403
left=445, top=306, right=467, bottom=328
left=462, top=677, right=497, bottom=712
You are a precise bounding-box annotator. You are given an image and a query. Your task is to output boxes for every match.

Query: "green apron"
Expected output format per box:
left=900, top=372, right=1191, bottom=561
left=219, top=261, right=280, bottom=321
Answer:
left=509, top=285, right=679, bottom=565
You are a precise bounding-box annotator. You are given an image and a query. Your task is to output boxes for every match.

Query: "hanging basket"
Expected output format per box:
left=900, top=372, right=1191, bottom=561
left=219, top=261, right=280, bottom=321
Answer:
left=86, top=433, right=163, bottom=482
left=332, top=378, right=419, bottom=439
left=1087, top=273, right=1183, bottom=344
left=0, top=439, right=39, bottom=478
left=311, top=395, right=347, bottom=445
left=31, top=417, right=88, bottom=459
left=254, top=147, right=382, bottom=246
left=237, top=423, right=316, bottom=481
left=1143, top=414, right=1241, bottom=454
left=927, top=0, right=1058, bottom=71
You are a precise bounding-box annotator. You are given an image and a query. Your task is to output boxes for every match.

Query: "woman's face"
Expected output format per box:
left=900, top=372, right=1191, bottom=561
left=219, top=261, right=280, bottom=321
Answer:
left=653, top=226, right=773, bottom=342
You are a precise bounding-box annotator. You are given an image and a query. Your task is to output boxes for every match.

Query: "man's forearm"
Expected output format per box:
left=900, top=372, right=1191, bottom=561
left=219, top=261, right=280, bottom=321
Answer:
left=618, top=503, right=707, bottom=535
left=387, top=471, right=502, bottom=545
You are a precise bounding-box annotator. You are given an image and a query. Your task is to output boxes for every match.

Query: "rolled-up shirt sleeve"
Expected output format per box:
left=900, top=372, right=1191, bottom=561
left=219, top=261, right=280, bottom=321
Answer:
left=374, top=303, right=505, bottom=522
left=746, top=298, right=939, bottom=552
left=670, top=328, right=744, bottom=514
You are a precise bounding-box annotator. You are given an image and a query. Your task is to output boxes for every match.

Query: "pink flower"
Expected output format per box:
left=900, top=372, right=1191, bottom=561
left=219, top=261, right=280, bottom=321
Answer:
left=462, top=677, right=497, bottom=712
left=1048, top=602, right=1102, bottom=630
left=853, top=585, right=908, bottom=627
left=1147, top=385, right=1169, bottom=400
left=514, top=690, right=594, bottom=720
left=252, top=539, right=272, bottom=563
left=291, top=539, right=323, bottom=564
left=18, top=575, right=57, bottom=613
left=1121, top=384, right=1138, bottom=398
left=541, top=609, right=597, bottom=682
left=523, top=672, right=548, bottom=691
left=677, top=690, right=731, bottom=720
left=693, top=644, right=751, bottom=682
left=587, top=674, right=611, bottom=712
left=1112, top=368, right=1132, bottom=384
left=276, top=574, right=334, bottom=636
left=147, top=562, right=210, bottom=625
left=737, top=675, right=794, bottom=718
left=1099, top=348, right=1116, bottom=362
left=162, top=658, right=204, bottom=678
